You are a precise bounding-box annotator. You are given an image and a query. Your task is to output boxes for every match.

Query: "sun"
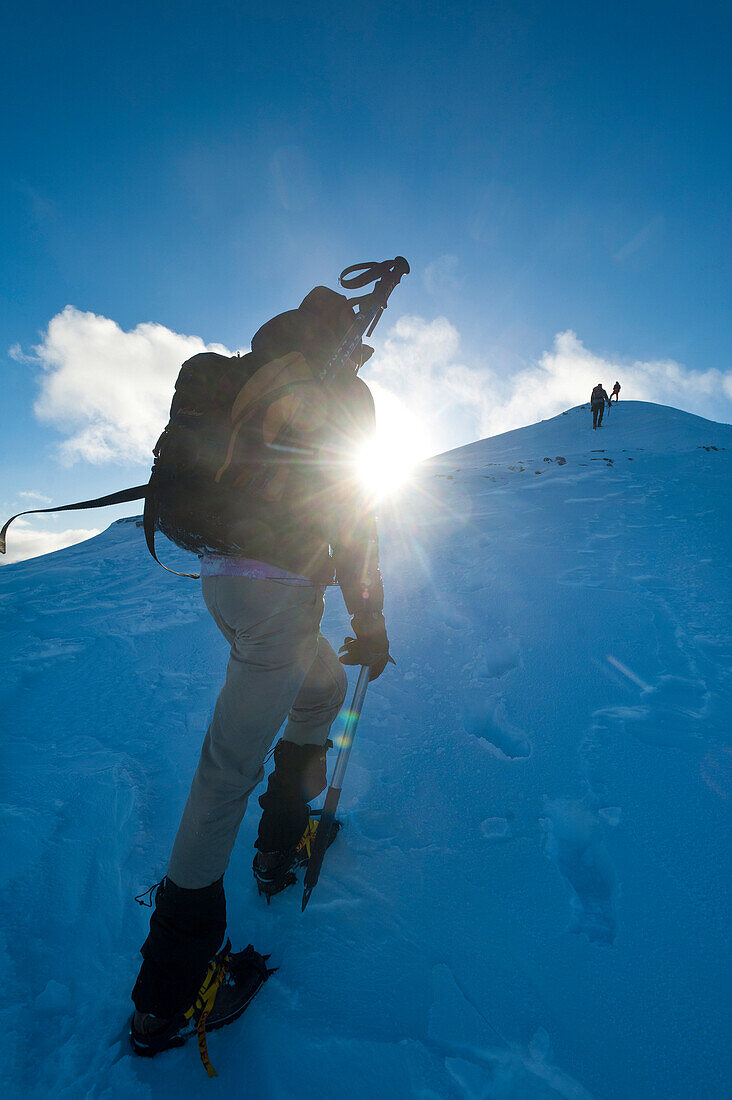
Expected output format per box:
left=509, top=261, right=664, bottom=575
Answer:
left=354, top=391, right=432, bottom=500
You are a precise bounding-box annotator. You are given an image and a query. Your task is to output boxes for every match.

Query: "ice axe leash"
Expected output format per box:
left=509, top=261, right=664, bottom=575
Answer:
left=302, top=664, right=371, bottom=911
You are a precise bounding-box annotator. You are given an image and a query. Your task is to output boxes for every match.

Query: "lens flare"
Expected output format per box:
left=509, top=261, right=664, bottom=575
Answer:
left=355, top=391, right=432, bottom=500
left=331, top=709, right=359, bottom=750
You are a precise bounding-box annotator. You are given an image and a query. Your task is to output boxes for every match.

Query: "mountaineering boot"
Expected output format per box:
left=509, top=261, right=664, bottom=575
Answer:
left=253, top=810, right=341, bottom=900
left=132, top=876, right=227, bottom=1022
left=256, top=739, right=332, bottom=850
left=130, top=941, right=274, bottom=1075
left=254, top=739, right=335, bottom=899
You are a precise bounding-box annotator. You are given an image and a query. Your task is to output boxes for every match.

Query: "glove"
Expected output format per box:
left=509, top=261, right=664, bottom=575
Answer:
left=339, top=611, right=394, bottom=681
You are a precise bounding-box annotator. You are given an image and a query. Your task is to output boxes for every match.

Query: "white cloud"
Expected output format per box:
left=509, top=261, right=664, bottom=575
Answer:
left=18, top=306, right=732, bottom=476
left=1, top=519, right=101, bottom=565
left=9, top=342, right=39, bottom=364
left=365, top=315, right=480, bottom=458
left=528, top=330, right=732, bottom=428
left=28, top=306, right=231, bottom=465
left=364, top=320, right=732, bottom=457
left=18, top=491, right=52, bottom=503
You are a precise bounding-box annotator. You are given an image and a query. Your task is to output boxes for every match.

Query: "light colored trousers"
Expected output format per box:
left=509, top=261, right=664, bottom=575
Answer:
left=167, top=576, right=347, bottom=890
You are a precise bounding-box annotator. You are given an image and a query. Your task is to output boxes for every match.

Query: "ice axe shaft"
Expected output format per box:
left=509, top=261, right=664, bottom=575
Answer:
left=302, top=665, right=370, bottom=911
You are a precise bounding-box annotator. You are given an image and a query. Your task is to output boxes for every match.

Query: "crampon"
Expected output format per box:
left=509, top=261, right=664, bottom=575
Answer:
left=129, top=941, right=275, bottom=1076
left=253, top=810, right=341, bottom=902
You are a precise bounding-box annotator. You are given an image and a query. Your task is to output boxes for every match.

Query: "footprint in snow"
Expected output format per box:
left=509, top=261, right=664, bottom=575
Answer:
left=462, top=698, right=531, bottom=760
left=429, top=965, right=595, bottom=1098
left=599, top=676, right=708, bottom=753
left=481, top=638, right=520, bottom=679
left=465, top=638, right=520, bottom=682
left=542, top=798, right=617, bottom=945
left=349, top=809, right=425, bottom=852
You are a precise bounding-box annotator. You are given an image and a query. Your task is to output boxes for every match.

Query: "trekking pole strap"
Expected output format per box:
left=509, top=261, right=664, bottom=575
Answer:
left=339, top=258, right=409, bottom=291
left=0, top=484, right=149, bottom=556
left=319, top=257, right=409, bottom=383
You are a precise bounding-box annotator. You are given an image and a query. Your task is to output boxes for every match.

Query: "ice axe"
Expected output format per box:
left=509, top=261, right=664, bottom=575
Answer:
left=302, top=665, right=371, bottom=911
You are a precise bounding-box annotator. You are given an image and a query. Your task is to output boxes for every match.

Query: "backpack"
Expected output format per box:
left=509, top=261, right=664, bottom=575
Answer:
left=151, top=286, right=361, bottom=561
left=1, top=259, right=410, bottom=575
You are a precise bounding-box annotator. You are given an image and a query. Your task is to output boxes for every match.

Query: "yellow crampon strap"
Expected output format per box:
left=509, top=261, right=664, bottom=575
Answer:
left=296, top=816, right=319, bottom=860
left=197, top=1006, right=217, bottom=1078
left=183, top=957, right=228, bottom=1078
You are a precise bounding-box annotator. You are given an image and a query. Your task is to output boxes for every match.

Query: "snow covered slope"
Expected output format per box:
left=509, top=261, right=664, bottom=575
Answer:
left=433, top=399, right=732, bottom=465
left=1, top=401, right=730, bottom=1099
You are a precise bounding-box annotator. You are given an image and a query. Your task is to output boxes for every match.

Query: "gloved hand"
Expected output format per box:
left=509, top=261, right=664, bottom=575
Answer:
left=339, top=611, right=394, bottom=681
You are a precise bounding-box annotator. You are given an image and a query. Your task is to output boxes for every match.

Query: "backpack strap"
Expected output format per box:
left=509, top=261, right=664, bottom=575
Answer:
left=1, top=481, right=201, bottom=580
left=143, top=477, right=200, bottom=580
left=0, top=484, right=149, bottom=555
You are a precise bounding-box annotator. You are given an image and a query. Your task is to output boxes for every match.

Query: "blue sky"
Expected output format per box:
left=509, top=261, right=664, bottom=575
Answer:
left=2, top=0, right=730, bottom=561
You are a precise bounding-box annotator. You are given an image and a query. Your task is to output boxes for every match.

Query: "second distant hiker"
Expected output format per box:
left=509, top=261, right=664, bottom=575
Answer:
left=610, top=381, right=621, bottom=402
left=590, top=383, right=609, bottom=428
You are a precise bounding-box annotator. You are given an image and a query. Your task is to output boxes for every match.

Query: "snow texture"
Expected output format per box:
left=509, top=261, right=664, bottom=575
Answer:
left=1, top=401, right=730, bottom=1098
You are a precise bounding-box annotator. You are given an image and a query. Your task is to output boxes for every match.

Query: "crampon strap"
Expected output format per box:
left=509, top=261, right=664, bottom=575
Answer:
left=296, top=815, right=320, bottom=861
left=196, top=970, right=226, bottom=1078
left=189, top=943, right=276, bottom=1077
left=184, top=947, right=231, bottom=1078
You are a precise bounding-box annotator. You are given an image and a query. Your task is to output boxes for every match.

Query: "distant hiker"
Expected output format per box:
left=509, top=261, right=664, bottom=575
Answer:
left=610, top=381, right=621, bottom=402
left=590, top=383, right=609, bottom=429
left=129, top=276, right=396, bottom=1063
